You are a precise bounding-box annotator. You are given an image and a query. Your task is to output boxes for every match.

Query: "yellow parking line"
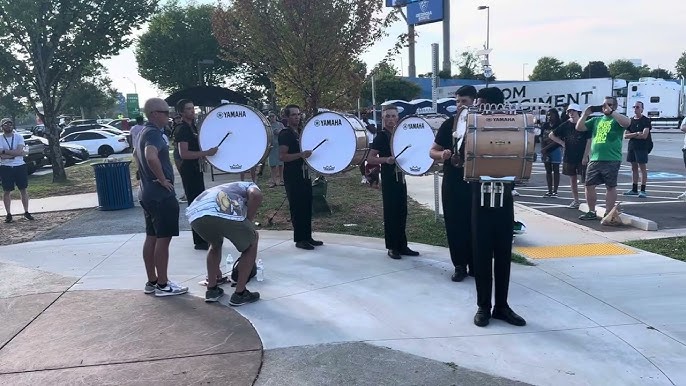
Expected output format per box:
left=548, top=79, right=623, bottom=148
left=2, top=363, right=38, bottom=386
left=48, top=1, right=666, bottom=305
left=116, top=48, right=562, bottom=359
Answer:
left=515, top=243, right=637, bottom=259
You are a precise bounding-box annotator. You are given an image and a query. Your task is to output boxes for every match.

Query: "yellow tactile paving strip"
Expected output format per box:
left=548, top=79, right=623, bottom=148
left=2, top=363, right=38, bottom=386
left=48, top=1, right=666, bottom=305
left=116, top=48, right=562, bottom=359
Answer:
left=515, top=243, right=637, bottom=259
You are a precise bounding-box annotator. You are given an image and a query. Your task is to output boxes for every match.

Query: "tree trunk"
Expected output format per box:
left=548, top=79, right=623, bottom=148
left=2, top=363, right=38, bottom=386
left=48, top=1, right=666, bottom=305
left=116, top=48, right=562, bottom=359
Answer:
left=43, top=112, right=67, bottom=183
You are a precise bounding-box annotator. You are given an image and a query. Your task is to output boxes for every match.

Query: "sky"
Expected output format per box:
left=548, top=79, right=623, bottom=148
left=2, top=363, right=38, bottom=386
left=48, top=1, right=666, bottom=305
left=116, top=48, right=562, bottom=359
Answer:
left=104, top=0, right=686, bottom=103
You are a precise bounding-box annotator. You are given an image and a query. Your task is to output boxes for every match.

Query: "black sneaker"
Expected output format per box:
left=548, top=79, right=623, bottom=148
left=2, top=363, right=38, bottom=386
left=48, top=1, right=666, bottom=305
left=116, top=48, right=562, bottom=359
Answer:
left=492, top=306, right=526, bottom=326
left=307, top=239, right=324, bottom=246
left=229, top=289, right=260, bottom=306
left=23, top=212, right=35, bottom=220
left=205, top=286, right=225, bottom=302
left=296, top=241, right=314, bottom=250
left=399, top=247, right=419, bottom=256
left=387, top=250, right=401, bottom=260
left=451, top=266, right=468, bottom=282
left=474, top=307, right=491, bottom=327
left=4, top=214, right=12, bottom=223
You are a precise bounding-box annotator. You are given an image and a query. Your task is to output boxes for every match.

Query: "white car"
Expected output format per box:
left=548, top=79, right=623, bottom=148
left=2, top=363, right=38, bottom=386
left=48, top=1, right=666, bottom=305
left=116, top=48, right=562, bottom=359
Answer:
left=60, top=130, right=129, bottom=157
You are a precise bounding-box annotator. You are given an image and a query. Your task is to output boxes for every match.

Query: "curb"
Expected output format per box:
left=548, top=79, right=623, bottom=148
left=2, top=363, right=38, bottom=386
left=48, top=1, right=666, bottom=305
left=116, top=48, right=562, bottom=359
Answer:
left=578, top=203, right=658, bottom=231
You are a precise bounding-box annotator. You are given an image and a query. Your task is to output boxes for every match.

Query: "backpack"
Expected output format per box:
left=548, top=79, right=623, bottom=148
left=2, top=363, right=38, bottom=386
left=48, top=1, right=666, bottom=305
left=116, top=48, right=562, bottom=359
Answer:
left=231, top=257, right=257, bottom=283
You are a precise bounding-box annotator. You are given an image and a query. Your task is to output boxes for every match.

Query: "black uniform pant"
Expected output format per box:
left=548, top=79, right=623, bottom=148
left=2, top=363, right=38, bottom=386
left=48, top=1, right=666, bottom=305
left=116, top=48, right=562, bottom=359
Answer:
left=381, top=174, right=408, bottom=251
left=284, top=174, right=312, bottom=243
left=180, top=168, right=207, bottom=246
left=442, top=177, right=473, bottom=270
left=472, top=183, right=514, bottom=310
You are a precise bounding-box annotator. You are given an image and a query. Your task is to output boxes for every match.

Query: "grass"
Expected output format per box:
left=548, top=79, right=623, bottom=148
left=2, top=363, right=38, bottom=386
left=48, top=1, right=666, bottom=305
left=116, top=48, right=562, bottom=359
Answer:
left=21, top=159, right=139, bottom=199
left=254, top=171, right=531, bottom=265
left=624, top=237, right=686, bottom=262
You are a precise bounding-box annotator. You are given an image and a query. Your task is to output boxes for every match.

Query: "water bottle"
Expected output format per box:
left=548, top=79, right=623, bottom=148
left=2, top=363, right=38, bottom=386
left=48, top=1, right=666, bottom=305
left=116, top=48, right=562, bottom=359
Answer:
left=225, top=253, right=234, bottom=276
left=256, top=259, right=264, bottom=282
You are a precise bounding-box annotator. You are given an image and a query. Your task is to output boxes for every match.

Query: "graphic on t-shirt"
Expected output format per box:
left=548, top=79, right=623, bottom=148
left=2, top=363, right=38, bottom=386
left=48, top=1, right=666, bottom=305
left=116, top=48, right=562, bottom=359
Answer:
left=594, top=120, right=612, bottom=144
left=216, top=189, right=244, bottom=217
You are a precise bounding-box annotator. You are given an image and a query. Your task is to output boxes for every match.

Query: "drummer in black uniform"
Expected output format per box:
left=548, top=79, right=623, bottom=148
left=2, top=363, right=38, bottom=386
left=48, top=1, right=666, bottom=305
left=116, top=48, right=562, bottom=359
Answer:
left=470, top=87, right=526, bottom=328
left=366, top=104, right=419, bottom=260
left=278, top=104, right=323, bottom=250
left=430, top=85, right=477, bottom=282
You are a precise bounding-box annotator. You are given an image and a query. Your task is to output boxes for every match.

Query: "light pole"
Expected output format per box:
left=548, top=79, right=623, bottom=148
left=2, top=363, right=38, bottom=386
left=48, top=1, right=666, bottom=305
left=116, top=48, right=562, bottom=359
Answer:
left=123, top=77, right=137, bottom=94
left=477, top=6, right=490, bottom=60
left=197, top=59, right=215, bottom=86
left=523, top=63, right=528, bottom=81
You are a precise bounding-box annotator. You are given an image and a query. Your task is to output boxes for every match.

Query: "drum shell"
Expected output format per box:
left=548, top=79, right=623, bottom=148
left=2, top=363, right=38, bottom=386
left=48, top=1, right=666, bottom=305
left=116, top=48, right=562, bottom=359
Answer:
left=463, top=112, right=536, bottom=182
left=198, top=103, right=271, bottom=173
left=392, top=114, right=446, bottom=176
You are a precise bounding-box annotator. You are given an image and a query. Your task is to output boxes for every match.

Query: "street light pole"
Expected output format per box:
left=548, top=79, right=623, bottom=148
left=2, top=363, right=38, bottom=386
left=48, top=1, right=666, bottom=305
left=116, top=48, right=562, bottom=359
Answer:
left=478, top=6, right=490, bottom=61
left=124, top=77, right=137, bottom=94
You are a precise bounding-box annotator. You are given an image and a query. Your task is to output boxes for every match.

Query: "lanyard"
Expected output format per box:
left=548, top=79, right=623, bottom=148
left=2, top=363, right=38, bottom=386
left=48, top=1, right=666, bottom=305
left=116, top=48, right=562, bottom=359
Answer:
left=3, top=133, right=14, bottom=150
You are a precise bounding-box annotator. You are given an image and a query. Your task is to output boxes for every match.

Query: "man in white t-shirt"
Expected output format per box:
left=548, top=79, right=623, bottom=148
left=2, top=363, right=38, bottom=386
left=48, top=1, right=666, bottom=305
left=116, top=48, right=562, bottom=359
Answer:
left=186, top=181, right=263, bottom=305
left=0, top=118, right=34, bottom=223
left=679, top=117, right=686, bottom=200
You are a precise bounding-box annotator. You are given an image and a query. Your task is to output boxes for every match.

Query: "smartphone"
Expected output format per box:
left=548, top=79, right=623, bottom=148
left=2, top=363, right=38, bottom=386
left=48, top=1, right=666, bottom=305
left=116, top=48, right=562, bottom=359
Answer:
left=590, top=105, right=604, bottom=113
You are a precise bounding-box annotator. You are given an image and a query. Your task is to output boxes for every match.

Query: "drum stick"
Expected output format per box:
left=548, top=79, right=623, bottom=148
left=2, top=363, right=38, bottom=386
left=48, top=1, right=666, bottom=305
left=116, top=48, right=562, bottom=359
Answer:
left=395, top=144, right=411, bottom=159
left=312, top=138, right=327, bottom=152
left=217, top=131, right=232, bottom=147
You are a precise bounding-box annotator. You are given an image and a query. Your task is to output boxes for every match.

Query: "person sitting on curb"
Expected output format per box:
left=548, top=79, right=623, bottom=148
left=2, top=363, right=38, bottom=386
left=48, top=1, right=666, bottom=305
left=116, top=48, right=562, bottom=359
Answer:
left=186, top=181, right=262, bottom=306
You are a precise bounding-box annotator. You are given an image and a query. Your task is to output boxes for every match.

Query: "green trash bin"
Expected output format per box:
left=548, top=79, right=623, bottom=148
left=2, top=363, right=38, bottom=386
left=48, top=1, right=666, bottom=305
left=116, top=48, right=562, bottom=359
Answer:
left=92, top=161, right=134, bottom=210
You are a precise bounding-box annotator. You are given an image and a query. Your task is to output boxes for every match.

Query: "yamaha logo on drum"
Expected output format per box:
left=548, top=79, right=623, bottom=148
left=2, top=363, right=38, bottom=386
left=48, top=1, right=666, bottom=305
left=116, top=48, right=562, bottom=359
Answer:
left=216, top=110, right=247, bottom=119
left=314, top=119, right=342, bottom=127
left=485, top=117, right=516, bottom=122
left=403, top=123, right=424, bottom=130
left=229, top=164, right=243, bottom=170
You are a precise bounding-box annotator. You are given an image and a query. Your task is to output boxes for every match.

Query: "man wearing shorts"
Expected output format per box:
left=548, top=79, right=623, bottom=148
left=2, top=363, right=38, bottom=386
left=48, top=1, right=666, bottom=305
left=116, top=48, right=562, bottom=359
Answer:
left=187, top=181, right=262, bottom=305
left=0, top=118, right=34, bottom=223
left=623, top=101, right=652, bottom=198
left=550, top=104, right=591, bottom=209
left=136, top=98, right=188, bottom=297
left=575, top=97, right=631, bottom=221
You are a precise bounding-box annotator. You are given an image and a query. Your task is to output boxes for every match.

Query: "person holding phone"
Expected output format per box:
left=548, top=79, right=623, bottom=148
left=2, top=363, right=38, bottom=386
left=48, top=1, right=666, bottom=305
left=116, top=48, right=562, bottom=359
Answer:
left=575, top=97, right=631, bottom=221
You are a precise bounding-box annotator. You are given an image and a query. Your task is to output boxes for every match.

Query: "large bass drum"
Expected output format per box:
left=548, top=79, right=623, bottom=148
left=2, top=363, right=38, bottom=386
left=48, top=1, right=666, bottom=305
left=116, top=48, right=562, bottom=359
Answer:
left=392, top=114, right=446, bottom=176
left=198, top=103, right=271, bottom=173
left=300, top=111, right=369, bottom=175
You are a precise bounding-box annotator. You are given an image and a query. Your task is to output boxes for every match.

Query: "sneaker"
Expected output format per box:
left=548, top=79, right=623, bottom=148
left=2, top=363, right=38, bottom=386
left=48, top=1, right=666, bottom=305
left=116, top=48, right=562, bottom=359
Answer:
left=155, top=281, right=189, bottom=297
left=144, top=281, right=157, bottom=294
left=229, top=289, right=260, bottom=306
left=579, top=211, right=598, bottom=221
left=178, top=195, right=187, bottom=203
left=638, top=191, right=647, bottom=198
left=4, top=214, right=12, bottom=223
left=511, top=189, right=520, bottom=196
left=361, top=177, right=368, bottom=185
left=542, top=192, right=553, bottom=198
left=198, top=273, right=231, bottom=287
left=205, top=286, right=225, bottom=302
left=551, top=192, right=558, bottom=198
left=678, top=192, right=686, bottom=200
left=567, top=200, right=580, bottom=209
left=623, top=190, right=639, bottom=196
left=23, top=212, right=35, bottom=220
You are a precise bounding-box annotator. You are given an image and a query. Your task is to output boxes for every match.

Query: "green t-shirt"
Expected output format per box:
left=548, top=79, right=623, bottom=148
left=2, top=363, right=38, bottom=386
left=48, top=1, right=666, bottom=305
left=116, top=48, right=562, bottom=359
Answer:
left=586, top=116, right=624, bottom=161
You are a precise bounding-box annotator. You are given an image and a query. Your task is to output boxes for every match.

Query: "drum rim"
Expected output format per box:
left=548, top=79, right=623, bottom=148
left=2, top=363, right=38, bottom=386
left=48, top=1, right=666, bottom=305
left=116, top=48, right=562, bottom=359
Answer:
left=198, top=102, right=271, bottom=174
left=391, top=114, right=445, bottom=176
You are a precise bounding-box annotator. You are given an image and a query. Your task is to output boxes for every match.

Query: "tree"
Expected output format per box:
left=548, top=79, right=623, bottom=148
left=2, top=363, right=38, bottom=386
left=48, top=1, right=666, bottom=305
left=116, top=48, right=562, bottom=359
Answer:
left=563, top=61, right=583, bottom=79
left=212, top=0, right=394, bottom=114
left=360, top=76, right=421, bottom=104
left=0, top=0, right=157, bottom=182
left=582, top=61, right=611, bottom=78
left=529, top=57, right=565, bottom=81
left=136, top=1, right=238, bottom=93
left=677, top=51, right=686, bottom=78
left=0, top=91, right=28, bottom=124
left=608, top=59, right=640, bottom=81
left=453, top=50, right=480, bottom=79
left=62, top=77, right=119, bottom=118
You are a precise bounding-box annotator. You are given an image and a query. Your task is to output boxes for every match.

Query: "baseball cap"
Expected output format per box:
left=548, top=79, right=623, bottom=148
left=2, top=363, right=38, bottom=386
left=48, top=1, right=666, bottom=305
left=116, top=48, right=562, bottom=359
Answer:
left=566, top=103, right=581, bottom=112
left=1, top=118, right=12, bottom=126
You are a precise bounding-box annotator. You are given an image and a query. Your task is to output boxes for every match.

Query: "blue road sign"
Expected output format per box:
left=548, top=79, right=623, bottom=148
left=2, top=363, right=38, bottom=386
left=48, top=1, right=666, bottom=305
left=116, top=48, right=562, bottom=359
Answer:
left=407, top=0, right=444, bottom=25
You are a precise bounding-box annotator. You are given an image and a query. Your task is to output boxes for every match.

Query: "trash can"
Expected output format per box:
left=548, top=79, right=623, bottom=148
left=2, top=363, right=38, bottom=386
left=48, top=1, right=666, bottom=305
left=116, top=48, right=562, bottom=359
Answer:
left=92, top=161, right=134, bottom=211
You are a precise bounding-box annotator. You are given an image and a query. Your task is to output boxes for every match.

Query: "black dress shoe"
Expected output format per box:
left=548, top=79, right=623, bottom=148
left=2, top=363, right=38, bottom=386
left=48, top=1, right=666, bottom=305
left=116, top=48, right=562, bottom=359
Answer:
left=474, top=307, right=491, bottom=327
left=296, top=241, right=315, bottom=250
left=399, top=247, right=419, bottom=256
left=451, top=266, right=468, bottom=282
left=492, top=306, right=526, bottom=326
left=194, top=243, right=209, bottom=250
left=387, top=250, right=401, bottom=260
left=307, top=239, right=324, bottom=246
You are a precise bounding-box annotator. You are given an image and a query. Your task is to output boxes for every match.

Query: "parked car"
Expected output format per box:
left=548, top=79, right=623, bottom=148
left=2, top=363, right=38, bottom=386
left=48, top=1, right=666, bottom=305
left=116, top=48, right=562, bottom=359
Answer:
left=37, top=137, right=90, bottom=166
left=66, top=119, right=99, bottom=127
left=108, top=118, right=135, bottom=131
left=60, top=123, right=121, bottom=138
left=60, top=130, right=129, bottom=157
left=15, top=130, right=47, bottom=174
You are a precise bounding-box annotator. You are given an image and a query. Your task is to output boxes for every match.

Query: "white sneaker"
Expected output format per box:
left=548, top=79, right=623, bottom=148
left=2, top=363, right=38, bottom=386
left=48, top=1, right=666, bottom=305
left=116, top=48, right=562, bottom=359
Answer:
left=155, top=280, right=189, bottom=297
left=360, top=177, right=369, bottom=185
left=511, top=189, right=520, bottom=196
left=677, top=192, right=686, bottom=200
left=568, top=200, right=580, bottom=209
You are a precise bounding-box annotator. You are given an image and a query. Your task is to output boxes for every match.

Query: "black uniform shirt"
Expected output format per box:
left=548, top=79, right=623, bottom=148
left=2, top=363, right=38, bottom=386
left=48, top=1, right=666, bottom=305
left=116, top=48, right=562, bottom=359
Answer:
left=370, top=129, right=401, bottom=181
left=174, top=121, right=201, bottom=173
left=279, top=127, right=304, bottom=179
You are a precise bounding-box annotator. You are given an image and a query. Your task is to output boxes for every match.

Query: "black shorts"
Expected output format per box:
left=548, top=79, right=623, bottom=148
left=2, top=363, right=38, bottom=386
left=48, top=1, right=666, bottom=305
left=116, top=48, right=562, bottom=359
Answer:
left=585, top=161, right=621, bottom=188
left=140, top=196, right=180, bottom=238
left=0, top=164, right=29, bottom=192
left=627, top=148, right=648, bottom=164
left=562, top=162, right=585, bottom=176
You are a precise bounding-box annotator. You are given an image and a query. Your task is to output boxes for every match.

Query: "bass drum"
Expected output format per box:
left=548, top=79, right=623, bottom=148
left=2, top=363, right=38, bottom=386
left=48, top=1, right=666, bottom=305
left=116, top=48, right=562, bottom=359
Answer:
left=198, top=103, right=271, bottom=173
left=300, top=111, right=369, bottom=175
left=392, top=114, right=446, bottom=176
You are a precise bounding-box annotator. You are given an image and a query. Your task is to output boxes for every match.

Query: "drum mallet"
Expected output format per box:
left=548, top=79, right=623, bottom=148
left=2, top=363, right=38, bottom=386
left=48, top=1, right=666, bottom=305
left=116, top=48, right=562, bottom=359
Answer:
left=217, top=131, right=232, bottom=147
left=312, top=138, right=328, bottom=152
left=395, top=144, right=412, bottom=159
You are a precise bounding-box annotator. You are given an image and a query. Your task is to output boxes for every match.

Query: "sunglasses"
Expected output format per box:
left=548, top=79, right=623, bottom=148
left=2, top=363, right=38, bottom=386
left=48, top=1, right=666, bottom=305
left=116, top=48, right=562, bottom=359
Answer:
left=154, top=110, right=170, bottom=115
left=633, top=106, right=642, bottom=108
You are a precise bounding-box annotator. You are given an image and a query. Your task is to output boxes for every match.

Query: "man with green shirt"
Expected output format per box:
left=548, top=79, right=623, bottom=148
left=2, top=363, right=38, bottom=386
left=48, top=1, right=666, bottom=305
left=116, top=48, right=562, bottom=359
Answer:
left=575, top=97, right=631, bottom=221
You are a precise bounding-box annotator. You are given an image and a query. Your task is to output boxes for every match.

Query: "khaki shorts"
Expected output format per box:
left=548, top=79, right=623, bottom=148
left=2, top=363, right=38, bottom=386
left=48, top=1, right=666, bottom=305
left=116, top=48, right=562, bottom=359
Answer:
left=191, top=216, right=256, bottom=252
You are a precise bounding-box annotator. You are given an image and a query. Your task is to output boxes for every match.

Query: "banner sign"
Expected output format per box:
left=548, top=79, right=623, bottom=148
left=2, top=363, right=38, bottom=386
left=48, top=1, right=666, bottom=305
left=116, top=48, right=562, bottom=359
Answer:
left=407, top=0, right=443, bottom=25
left=126, top=94, right=140, bottom=118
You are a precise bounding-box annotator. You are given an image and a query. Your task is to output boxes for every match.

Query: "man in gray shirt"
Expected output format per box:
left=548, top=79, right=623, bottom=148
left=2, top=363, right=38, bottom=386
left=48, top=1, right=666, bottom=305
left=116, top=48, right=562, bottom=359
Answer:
left=136, top=98, right=187, bottom=297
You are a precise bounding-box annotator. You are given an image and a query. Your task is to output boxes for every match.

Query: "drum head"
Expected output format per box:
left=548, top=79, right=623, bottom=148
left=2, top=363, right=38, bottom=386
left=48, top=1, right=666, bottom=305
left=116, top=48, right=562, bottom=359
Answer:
left=301, top=111, right=365, bottom=174
left=198, top=104, right=269, bottom=173
left=392, top=116, right=439, bottom=176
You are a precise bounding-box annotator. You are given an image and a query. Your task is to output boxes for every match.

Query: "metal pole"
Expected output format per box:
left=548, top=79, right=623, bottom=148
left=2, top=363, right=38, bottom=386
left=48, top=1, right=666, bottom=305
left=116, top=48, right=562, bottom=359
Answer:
left=371, top=75, right=377, bottom=123
left=442, top=0, right=451, bottom=74
left=408, top=24, right=416, bottom=77
left=431, top=43, right=439, bottom=113
left=434, top=171, right=440, bottom=221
